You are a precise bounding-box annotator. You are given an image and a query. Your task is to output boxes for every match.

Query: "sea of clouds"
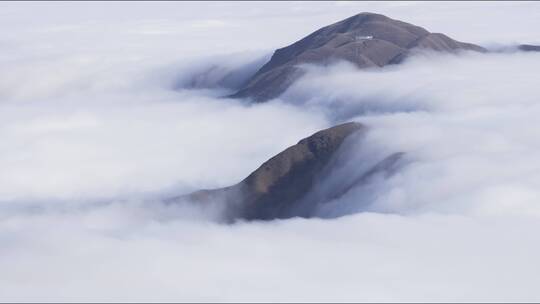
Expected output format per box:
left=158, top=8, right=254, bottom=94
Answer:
left=1, top=1, right=540, bottom=301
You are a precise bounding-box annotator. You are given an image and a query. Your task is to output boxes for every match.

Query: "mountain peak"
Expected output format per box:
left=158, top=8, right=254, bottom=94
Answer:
left=229, top=12, right=485, bottom=102
left=170, top=122, right=369, bottom=221
left=334, top=12, right=401, bottom=28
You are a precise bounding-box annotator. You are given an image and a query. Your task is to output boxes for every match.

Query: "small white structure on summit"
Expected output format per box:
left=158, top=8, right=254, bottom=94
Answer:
left=356, top=35, right=373, bottom=40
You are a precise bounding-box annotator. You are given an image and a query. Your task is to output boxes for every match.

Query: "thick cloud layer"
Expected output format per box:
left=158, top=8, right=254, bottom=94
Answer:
left=283, top=51, right=540, bottom=219
left=2, top=1, right=540, bottom=301
left=3, top=212, right=540, bottom=302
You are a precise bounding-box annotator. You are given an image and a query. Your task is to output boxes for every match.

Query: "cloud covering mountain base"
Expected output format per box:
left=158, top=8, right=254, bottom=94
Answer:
left=1, top=1, right=540, bottom=301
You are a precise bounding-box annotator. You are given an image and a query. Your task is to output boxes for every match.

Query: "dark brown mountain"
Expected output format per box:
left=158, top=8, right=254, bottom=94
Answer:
left=229, top=12, right=486, bottom=102
left=170, top=122, right=403, bottom=221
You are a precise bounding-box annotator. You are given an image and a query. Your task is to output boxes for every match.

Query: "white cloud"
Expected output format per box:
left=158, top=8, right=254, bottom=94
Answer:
left=1, top=1, right=540, bottom=301
left=2, top=211, right=540, bottom=302
left=280, top=51, right=540, bottom=218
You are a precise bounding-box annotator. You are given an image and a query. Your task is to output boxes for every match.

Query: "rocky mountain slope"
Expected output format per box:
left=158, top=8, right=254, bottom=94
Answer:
left=229, top=12, right=486, bottom=102
left=171, top=122, right=403, bottom=221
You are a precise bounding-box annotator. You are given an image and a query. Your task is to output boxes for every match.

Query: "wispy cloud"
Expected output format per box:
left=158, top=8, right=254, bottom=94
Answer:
left=1, top=1, right=540, bottom=301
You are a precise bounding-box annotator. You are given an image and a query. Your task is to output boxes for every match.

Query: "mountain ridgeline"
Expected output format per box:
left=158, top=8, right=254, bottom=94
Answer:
left=168, top=12, right=540, bottom=221
left=228, top=12, right=486, bottom=102
left=170, top=122, right=404, bottom=222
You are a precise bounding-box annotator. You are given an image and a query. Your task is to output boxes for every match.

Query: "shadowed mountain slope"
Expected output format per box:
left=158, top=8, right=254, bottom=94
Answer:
left=519, top=44, right=540, bottom=52
left=170, top=122, right=403, bottom=221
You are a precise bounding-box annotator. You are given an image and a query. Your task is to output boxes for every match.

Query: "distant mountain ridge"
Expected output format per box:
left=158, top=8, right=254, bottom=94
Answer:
left=229, top=12, right=486, bottom=102
left=168, top=13, right=539, bottom=221
left=519, top=44, right=540, bottom=52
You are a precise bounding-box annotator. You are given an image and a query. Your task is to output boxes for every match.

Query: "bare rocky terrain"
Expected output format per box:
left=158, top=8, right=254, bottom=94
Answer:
left=172, top=12, right=537, bottom=221
left=172, top=122, right=403, bottom=221
left=229, top=12, right=486, bottom=102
